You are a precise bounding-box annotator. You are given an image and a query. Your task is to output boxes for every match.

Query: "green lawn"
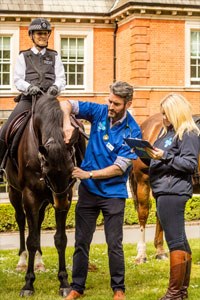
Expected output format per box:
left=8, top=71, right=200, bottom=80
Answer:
left=0, top=239, right=199, bottom=300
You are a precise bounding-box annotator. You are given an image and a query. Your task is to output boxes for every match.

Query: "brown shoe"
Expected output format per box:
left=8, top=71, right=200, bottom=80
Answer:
left=64, top=290, right=82, bottom=300
left=113, top=290, right=125, bottom=300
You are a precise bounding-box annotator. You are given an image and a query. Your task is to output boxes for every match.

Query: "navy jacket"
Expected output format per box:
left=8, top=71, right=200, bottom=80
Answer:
left=149, top=127, right=200, bottom=198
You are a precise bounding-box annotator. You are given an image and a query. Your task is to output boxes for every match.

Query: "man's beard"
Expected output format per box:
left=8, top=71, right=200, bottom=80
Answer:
left=108, top=109, right=125, bottom=123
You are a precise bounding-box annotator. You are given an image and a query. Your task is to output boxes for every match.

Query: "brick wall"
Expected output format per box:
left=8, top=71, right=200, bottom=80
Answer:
left=0, top=18, right=199, bottom=125
left=116, top=18, right=200, bottom=124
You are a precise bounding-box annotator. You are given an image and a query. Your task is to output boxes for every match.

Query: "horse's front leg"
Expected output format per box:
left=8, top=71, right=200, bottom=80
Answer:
left=54, top=208, right=71, bottom=297
left=154, top=214, right=168, bottom=260
left=19, top=192, right=40, bottom=296
left=9, top=186, right=27, bottom=272
left=34, top=201, right=49, bottom=272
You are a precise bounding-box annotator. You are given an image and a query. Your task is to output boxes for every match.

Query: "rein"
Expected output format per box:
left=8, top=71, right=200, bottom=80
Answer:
left=43, top=176, right=76, bottom=196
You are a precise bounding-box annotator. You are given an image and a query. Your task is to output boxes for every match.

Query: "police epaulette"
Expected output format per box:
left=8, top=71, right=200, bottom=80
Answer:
left=46, top=48, right=58, bottom=54
left=19, top=48, right=31, bottom=54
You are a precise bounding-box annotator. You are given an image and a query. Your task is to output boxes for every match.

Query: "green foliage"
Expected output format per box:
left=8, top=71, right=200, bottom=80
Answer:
left=0, top=239, right=199, bottom=300
left=0, top=196, right=199, bottom=232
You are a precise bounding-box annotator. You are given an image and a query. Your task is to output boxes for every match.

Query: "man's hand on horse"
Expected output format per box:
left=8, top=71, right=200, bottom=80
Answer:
left=72, top=167, right=91, bottom=180
left=63, top=124, right=75, bottom=144
left=28, top=85, right=41, bottom=96
left=47, top=85, right=59, bottom=96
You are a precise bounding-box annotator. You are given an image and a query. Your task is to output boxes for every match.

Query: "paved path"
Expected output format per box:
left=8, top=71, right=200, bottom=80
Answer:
left=0, top=222, right=199, bottom=250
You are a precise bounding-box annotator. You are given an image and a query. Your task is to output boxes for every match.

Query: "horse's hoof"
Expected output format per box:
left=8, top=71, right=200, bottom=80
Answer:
left=155, top=253, right=168, bottom=260
left=19, top=289, right=34, bottom=297
left=34, top=263, right=46, bottom=272
left=135, top=257, right=147, bottom=264
left=59, top=287, right=71, bottom=297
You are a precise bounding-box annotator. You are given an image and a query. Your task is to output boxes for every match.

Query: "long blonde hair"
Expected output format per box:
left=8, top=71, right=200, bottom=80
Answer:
left=160, top=93, right=200, bottom=140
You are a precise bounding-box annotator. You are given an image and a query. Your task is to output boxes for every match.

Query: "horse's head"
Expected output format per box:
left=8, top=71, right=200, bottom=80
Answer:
left=38, top=130, right=79, bottom=211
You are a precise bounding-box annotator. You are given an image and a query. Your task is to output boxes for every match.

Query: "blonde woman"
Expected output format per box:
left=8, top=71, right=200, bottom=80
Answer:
left=146, top=94, right=200, bottom=300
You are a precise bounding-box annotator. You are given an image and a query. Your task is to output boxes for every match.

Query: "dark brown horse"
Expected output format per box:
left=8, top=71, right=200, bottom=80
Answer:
left=129, top=113, right=200, bottom=264
left=5, top=94, right=85, bottom=296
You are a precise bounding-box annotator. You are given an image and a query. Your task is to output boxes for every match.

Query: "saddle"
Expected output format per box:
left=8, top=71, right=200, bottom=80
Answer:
left=5, top=110, right=31, bottom=167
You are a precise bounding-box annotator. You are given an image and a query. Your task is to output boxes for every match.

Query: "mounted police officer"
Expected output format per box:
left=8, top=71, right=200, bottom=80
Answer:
left=0, top=18, right=66, bottom=183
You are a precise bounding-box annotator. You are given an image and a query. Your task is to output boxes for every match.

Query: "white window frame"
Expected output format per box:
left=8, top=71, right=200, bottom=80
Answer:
left=54, top=27, right=93, bottom=93
left=185, top=22, right=200, bottom=88
left=0, top=25, right=19, bottom=93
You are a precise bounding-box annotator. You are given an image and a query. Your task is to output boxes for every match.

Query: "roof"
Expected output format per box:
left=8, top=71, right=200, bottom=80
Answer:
left=0, top=0, right=114, bottom=14
left=1, top=0, right=199, bottom=15
left=112, top=0, right=200, bottom=11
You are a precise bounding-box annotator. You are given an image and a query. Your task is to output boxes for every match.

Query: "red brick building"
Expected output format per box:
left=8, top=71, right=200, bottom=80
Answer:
left=0, top=0, right=200, bottom=124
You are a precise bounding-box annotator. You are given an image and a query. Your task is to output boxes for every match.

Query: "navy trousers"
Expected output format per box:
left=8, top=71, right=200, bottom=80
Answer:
left=71, top=183, right=126, bottom=294
left=156, top=194, right=191, bottom=253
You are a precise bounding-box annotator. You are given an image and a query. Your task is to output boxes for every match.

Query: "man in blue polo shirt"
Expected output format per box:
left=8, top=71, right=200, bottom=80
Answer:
left=61, top=81, right=141, bottom=300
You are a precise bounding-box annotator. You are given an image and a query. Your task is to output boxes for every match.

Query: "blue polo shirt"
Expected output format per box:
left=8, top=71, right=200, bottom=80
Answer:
left=72, top=101, right=141, bottom=198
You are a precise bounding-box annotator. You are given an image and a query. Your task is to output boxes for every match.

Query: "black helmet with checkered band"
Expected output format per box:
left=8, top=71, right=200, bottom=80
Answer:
left=28, top=18, right=51, bottom=36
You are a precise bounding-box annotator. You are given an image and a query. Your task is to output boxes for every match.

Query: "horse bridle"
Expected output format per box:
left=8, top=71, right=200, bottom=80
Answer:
left=39, top=142, right=77, bottom=197
left=43, top=175, right=76, bottom=197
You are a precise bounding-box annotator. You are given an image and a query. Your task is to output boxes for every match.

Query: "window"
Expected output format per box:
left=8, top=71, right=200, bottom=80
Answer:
left=0, top=36, right=11, bottom=89
left=61, top=37, right=84, bottom=88
left=54, top=28, right=93, bottom=92
left=190, top=31, right=200, bottom=85
left=0, top=26, right=19, bottom=93
left=185, top=23, right=200, bottom=87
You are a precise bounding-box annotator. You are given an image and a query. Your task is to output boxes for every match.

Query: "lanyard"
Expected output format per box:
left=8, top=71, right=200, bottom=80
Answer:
left=103, top=116, right=132, bottom=141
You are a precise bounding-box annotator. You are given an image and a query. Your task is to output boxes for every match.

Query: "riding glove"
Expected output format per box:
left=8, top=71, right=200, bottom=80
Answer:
left=28, top=85, right=41, bottom=95
left=47, top=85, right=59, bottom=96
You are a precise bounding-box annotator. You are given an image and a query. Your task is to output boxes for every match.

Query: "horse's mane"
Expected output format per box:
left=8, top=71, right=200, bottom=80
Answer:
left=34, top=94, right=64, bottom=143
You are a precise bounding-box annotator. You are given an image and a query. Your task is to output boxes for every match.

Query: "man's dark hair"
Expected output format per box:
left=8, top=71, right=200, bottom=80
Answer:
left=110, top=81, right=134, bottom=103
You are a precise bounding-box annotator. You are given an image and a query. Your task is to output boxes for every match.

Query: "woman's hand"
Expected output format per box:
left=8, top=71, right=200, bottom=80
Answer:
left=145, top=147, right=164, bottom=160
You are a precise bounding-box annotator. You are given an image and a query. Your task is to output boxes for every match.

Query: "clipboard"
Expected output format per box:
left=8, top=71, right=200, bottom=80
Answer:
left=124, top=138, right=154, bottom=158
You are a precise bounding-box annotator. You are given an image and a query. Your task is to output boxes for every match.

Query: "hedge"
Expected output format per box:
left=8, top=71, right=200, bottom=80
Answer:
left=0, top=196, right=199, bottom=232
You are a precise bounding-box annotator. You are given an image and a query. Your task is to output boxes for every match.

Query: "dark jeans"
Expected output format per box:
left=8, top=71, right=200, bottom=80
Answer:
left=156, top=194, right=191, bottom=253
left=71, top=183, right=126, bottom=294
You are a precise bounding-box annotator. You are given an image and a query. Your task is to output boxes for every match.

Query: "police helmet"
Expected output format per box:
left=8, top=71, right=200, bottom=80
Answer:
left=28, top=18, right=51, bottom=35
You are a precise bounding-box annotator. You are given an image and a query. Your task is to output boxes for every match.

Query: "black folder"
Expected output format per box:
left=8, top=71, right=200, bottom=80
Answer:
left=124, top=138, right=154, bottom=158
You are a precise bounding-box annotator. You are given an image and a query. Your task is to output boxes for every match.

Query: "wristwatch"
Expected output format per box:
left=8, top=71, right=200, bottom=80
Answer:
left=89, top=171, right=93, bottom=179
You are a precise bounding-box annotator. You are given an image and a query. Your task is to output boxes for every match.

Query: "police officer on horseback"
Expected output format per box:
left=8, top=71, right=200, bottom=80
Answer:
left=0, top=18, right=66, bottom=183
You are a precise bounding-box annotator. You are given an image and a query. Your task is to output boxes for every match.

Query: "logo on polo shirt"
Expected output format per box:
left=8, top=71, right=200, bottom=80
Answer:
left=97, top=121, right=106, bottom=131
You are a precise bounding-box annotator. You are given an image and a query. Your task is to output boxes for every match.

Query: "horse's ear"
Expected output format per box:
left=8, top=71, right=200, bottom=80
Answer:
left=39, top=145, right=48, bottom=157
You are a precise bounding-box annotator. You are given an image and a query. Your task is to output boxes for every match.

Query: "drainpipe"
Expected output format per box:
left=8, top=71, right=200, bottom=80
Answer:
left=113, top=21, right=118, bottom=82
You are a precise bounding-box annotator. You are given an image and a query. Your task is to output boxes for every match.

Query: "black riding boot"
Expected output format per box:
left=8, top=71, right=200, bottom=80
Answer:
left=0, top=139, right=7, bottom=183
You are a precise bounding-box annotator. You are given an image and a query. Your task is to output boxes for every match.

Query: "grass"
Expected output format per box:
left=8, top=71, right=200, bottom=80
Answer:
left=0, top=239, right=199, bottom=300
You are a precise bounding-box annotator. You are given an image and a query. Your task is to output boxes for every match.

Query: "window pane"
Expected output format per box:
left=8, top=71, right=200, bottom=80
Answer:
left=77, top=38, right=84, bottom=61
left=77, top=74, right=83, bottom=85
left=3, top=50, right=10, bottom=59
left=191, top=66, right=196, bottom=77
left=3, top=73, right=9, bottom=85
left=69, top=74, right=75, bottom=85
left=77, top=64, right=83, bottom=72
left=69, top=64, right=75, bottom=72
left=3, top=64, right=9, bottom=72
